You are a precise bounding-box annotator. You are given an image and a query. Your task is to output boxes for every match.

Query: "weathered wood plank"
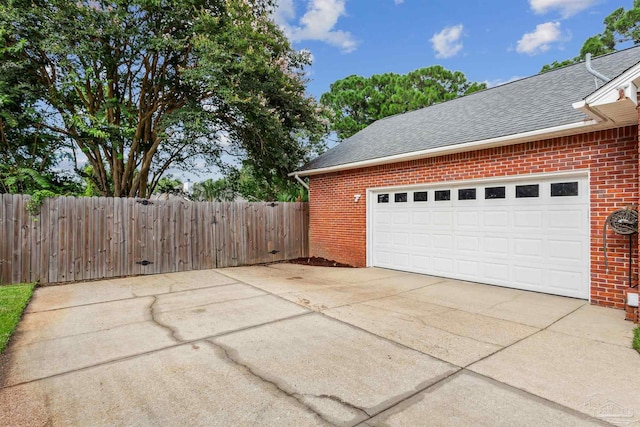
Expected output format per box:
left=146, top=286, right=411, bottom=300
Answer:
left=15, top=196, right=28, bottom=283
left=55, top=196, right=66, bottom=282
left=1, top=196, right=309, bottom=284
left=66, top=196, right=74, bottom=281
left=0, top=195, right=7, bottom=285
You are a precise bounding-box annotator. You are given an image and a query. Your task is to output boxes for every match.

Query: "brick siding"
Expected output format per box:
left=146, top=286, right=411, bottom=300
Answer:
left=309, top=125, right=639, bottom=308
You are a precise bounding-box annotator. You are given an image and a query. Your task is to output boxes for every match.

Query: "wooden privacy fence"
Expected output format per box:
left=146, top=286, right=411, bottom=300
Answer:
left=0, top=194, right=309, bottom=285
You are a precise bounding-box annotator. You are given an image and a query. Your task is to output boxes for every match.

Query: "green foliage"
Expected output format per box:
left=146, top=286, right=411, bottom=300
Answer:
left=320, top=66, right=487, bottom=139
left=192, top=178, right=237, bottom=202
left=540, top=1, right=639, bottom=73
left=0, top=283, right=34, bottom=353
left=154, top=176, right=183, bottom=195
left=25, top=190, right=57, bottom=217
left=634, top=326, right=640, bottom=353
left=540, top=59, right=579, bottom=73
left=0, top=0, right=327, bottom=198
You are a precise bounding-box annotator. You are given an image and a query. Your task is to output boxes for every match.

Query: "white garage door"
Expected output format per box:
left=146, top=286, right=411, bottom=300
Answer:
left=369, top=174, right=590, bottom=299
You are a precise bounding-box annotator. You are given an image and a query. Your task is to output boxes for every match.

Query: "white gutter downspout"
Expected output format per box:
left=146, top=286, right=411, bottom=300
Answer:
left=293, top=174, right=309, bottom=191
left=585, top=53, right=611, bottom=86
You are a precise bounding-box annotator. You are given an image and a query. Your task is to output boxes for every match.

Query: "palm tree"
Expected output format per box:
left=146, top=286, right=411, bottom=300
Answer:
left=191, top=178, right=237, bottom=202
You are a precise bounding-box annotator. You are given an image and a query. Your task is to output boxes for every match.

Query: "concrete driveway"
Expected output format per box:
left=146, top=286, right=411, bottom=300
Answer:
left=0, top=265, right=638, bottom=426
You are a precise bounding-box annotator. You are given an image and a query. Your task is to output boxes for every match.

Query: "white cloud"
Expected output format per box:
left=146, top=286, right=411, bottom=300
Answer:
left=516, top=21, right=567, bottom=55
left=430, top=24, right=464, bottom=59
left=394, top=0, right=404, bottom=4
left=274, top=0, right=296, bottom=25
left=529, top=0, right=598, bottom=18
left=276, top=0, right=358, bottom=53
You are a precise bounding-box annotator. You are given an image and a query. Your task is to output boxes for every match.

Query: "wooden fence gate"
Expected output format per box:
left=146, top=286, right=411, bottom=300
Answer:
left=0, top=195, right=309, bottom=285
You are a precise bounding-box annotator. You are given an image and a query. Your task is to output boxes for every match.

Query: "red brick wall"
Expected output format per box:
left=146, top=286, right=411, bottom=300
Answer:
left=309, top=125, right=639, bottom=308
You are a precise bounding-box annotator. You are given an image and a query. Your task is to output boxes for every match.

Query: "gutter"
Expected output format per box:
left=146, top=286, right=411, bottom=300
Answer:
left=290, top=120, right=598, bottom=177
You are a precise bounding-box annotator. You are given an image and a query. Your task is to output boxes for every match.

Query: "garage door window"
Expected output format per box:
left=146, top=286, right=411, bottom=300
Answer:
left=377, top=194, right=389, bottom=203
left=515, top=184, right=539, bottom=198
left=458, top=188, right=476, bottom=200
left=413, top=191, right=428, bottom=202
left=485, top=186, right=506, bottom=199
left=435, top=190, right=450, bottom=201
left=551, top=182, right=579, bottom=197
left=394, top=192, right=408, bottom=203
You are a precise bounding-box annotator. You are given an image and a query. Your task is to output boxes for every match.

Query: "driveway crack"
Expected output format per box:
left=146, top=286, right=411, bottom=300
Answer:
left=204, top=339, right=367, bottom=425
left=148, top=296, right=183, bottom=343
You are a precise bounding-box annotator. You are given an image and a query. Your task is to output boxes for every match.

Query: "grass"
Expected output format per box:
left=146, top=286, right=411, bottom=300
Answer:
left=634, top=326, right=640, bottom=354
left=0, top=283, right=35, bottom=354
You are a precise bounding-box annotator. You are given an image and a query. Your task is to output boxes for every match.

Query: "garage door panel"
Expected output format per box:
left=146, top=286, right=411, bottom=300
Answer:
left=410, top=255, right=431, bottom=269
left=392, top=212, right=410, bottom=225
left=547, top=209, right=585, bottom=230
left=391, top=253, right=410, bottom=267
left=412, top=212, right=430, bottom=225
left=370, top=175, right=589, bottom=299
left=376, top=231, right=393, bottom=245
left=513, top=266, right=544, bottom=287
left=433, top=211, right=453, bottom=226
left=547, top=270, right=583, bottom=294
left=456, top=260, right=480, bottom=277
left=411, top=233, right=430, bottom=247
left=433, top=257, right=454, bottom=274
left=393, top=232, right=410, bottom=245
left=513, top=210, right=543, bottom=229
left=456, top=211, right=479, bottom=227
left=456, top=235, right=480, bottom=251
left=548, top=240, right=584, bottom=261
left=513, top=238, right=543, bottom=257
left=483, top=211, right=509, bottom=227
left=376, top=212, right=391, bottom=225
left=483, top=262, right=510, bottom=282
left=484, top=237, right=509, bottom=255
left=433, top=234, right=453, bottom=249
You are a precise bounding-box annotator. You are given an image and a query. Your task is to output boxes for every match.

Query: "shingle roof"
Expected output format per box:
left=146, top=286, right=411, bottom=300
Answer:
left=300, top=46, right=640, bottom=172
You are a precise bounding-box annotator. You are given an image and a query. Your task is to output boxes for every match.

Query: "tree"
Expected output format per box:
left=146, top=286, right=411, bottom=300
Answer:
left=153, top=176, right=183, bottom=195
left=320, top=66, right=487, bottom=139
left=0, top=0, right=326, bottom=198
left=0, top=30, right=79, bottom=195
left=540, top=1, right=640, bottom=73
left=191, top=178, right=237, bottom=202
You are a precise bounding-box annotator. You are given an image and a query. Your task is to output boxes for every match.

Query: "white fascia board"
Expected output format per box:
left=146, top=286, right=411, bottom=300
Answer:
left=584, top=63, right=640, bottom=107
left=292, top=120, right=597, bottom=177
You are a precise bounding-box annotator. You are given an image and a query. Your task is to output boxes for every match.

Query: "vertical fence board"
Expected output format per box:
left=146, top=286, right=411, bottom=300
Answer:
left=83, top=197, right=93, bottom=280
left=66, top=197, right=75, bottom=282
left=158, top=200, right=168, bottom=274
left=26, top=199, right=40, bottom=282
left=0, top=195, right=7, bottom=285
left=9, top=195, right=19, bottom=284
left=20, top=197, right=31, bottom=282
left=29, top=197, right=40, bottom=283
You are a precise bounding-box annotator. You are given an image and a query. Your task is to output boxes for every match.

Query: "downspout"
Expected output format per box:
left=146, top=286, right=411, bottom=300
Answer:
left=585, top=53, right=610, bottom=87
left=293, top=174, right=309, bottom=191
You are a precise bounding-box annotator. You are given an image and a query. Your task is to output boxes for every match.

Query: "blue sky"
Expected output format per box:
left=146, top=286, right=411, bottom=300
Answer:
left=274, top=0, right=634, bottom=99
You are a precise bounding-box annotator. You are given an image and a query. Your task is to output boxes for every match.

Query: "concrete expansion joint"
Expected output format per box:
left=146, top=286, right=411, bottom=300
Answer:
left=149, top=295, right=183, bottom=343
left=203, top=339, right=351, bottom=425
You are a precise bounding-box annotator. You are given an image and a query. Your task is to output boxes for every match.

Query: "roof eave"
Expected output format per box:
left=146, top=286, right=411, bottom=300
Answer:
left=291, top=120, right=598, bottom=178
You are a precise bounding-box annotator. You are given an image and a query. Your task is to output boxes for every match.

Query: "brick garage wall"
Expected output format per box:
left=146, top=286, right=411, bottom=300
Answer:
left=309, top=125, right=639, bottom=308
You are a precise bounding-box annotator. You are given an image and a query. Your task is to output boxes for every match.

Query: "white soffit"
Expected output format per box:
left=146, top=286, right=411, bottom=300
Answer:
left=573, top=62, right=640, bottom=123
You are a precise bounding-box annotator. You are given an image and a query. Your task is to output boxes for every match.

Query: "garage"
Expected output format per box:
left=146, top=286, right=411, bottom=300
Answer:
left=368, top=174, right=590, bottom=299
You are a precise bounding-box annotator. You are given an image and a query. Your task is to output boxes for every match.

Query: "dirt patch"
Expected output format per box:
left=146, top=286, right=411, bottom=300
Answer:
left=281, top=257, right=354, bottom=268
